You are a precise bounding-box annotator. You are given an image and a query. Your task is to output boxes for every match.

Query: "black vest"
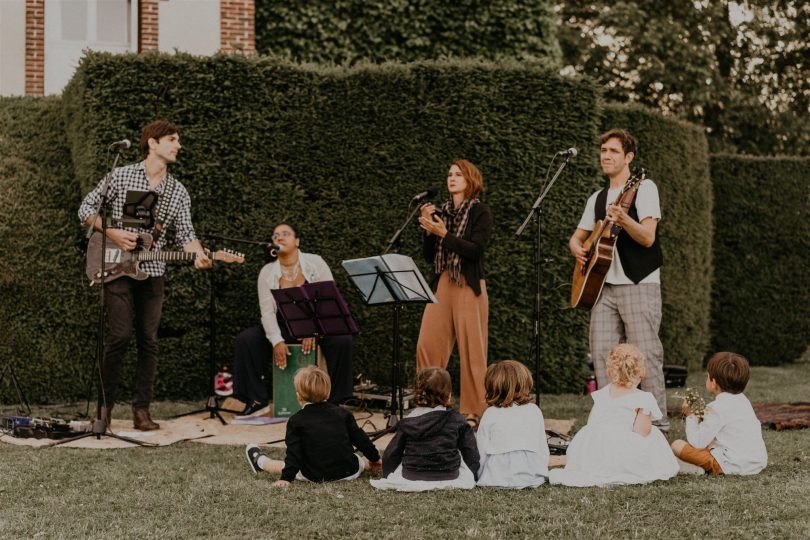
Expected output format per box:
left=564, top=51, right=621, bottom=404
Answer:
left=595, top=187, right=663, bottom=284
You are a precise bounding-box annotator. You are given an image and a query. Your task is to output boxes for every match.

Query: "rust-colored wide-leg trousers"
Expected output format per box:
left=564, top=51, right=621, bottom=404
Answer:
left=416, top=271, right=488, bottom=417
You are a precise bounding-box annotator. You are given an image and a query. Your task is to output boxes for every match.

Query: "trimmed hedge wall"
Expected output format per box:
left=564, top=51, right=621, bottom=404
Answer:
left=709, top=155, right=810, bottom=365
left=54, top=52, right=603, bottom=400
left=1, top=54, right=722, bottom=403
left=602, top=104, right=714, bottom=371
left=0, top=97, right=90, bottom=403
left=255, top=0, right=561, bottom=66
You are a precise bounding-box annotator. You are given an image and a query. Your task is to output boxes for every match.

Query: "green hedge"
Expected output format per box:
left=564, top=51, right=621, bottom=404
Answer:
left=709, top=155, right=810, bottom=365
left=0, top=97, right=90, bottom=404
left=255, top=0, right=561, bottom=66
left=52, top=52, right=603, bottom=400
left=1, top=54, right=721, bottom=404
left=601, top=104, right=713, bottom=371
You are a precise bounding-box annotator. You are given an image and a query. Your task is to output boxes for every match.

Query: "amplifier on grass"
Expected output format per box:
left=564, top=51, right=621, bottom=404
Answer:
left=663, top=364, right=688, bottom=388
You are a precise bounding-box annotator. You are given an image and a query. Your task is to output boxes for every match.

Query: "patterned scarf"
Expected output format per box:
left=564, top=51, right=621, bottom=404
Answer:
left=433, top=198, right=478, bottom=286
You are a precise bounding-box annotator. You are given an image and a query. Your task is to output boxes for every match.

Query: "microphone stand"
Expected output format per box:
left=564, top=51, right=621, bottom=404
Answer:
left=384, top=199, right=422, bottom=254
left=516, top=153, right=575, bottom=407
left=55, top=148, right=153, bottom=447
left=173, top=233, right=263, bottom=424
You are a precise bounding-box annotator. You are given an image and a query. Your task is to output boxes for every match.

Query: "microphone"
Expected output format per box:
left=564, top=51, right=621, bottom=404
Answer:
left=266, top=243, right=281, bottom=258
left=558, top=147, right=578, bottom=158
left=109, top=139, right=132, bottom=150
left=412, top=186, right=439, bottom=203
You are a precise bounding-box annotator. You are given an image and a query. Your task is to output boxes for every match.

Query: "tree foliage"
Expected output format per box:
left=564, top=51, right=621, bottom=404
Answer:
left=558, top=1, right=809, bottom=156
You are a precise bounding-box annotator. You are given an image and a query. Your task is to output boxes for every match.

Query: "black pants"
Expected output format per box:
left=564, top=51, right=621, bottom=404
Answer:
left=232, top=324, right=354, bottom=405
left=101, top=276, right=165, bottom=410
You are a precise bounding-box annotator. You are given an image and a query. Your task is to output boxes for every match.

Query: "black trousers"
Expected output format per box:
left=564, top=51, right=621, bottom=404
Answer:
left=101, top=276, right=165, bottom=410
left=232, top=324, right=354, bottom=405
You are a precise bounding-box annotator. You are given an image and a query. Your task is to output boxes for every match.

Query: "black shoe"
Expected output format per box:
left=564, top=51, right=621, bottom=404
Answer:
left=237, top=401, right=270, bottom=418
left=245, top=443, right=265, bottom=474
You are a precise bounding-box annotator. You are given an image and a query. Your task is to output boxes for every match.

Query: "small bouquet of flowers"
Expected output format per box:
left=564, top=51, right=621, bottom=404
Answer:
left=675, top=387, right=706, bottom=421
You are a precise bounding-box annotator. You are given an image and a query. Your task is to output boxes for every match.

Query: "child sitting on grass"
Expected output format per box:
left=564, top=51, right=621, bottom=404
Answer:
left=245, top=365, right=381, bottom=487
left=671, top=352, right=767, bottom=475
left=549, top=343, right=678, bottom=487
left=370, top=367, right=480, bottom=491
left=476, top=360, right=550, bottom=488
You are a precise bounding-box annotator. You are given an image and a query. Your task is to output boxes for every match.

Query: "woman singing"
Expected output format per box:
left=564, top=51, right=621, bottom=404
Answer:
left=231, top=223, right=354, bottom=416
left=417, top=160, right=493, bottom=427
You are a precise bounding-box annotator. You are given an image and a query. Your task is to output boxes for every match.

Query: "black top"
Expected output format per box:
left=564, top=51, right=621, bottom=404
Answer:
left=281, top=402, right=381, bottom=482
left=594, top=188, right=662, bottom=283
left=422, top=202, right=493, bottom=296
left=381, top=408, right=480, bottom=481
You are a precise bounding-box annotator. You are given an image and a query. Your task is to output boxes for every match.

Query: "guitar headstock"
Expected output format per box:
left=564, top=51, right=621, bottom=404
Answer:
left=213, top=249, right=245, bottom=264
left=623, top=167, right=647, bottom=193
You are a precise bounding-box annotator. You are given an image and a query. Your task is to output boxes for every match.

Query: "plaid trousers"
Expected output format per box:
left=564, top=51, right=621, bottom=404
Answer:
left=590, top=283, right=667, bottom=424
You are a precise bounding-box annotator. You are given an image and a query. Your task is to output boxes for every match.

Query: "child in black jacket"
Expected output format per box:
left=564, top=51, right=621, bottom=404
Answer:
left=245, top=366, right=381, bottom=487
left=371, top=367, right=480, bottom=491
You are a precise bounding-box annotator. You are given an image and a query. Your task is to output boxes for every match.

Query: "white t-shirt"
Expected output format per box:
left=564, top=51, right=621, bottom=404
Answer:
left=577, top=179, right=661, bottom=285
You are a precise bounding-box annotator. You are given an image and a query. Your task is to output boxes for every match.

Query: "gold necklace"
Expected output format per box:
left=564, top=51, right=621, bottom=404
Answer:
left=280, top=260, right=300, bottom=281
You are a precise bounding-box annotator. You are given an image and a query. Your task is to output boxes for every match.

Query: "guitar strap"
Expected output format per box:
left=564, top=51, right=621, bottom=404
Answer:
left=149, top=175, right=177, bottom=245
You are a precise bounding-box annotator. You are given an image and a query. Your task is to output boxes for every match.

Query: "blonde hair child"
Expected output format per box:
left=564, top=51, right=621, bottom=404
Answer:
left=549, top=344, right=678, bottom=487
left=476, top=360, right=550, bottom=488
left=245, top=366, right=381, bottom=486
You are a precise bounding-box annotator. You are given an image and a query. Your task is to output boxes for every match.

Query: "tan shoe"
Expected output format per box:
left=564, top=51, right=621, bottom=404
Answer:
left=133, top=409, right=160, bottom=431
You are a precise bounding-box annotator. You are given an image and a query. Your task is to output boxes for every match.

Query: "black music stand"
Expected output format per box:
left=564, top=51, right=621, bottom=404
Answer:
left=342, top=254, right=436, bottom=435
left=272, top=280, right=359, bottom=340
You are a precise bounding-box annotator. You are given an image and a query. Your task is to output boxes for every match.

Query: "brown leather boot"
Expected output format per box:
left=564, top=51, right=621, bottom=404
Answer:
left=133, top=409, right=160, bottom=431
left=96, top=405, right=113, bottom=427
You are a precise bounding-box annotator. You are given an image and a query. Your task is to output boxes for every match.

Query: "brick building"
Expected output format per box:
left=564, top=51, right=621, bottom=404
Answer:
left=0, top=0, right=255, bottom=96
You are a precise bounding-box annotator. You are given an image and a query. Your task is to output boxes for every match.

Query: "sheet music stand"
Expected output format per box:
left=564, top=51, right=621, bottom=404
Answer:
left=342, top=254, right=436, bottom=434
left=271, top=280, right=359, bottom=340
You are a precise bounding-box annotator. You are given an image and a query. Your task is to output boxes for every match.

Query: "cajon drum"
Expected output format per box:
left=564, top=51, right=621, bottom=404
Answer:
left=272, top=344, right=325, bottom=417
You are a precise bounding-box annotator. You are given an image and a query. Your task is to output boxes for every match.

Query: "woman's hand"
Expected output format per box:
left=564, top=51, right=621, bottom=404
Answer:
left=273, top=342, right=290, bottom=369
left=272, top=480, right=290, bottom=488
left=301, top=337, right=316, bottom=355
left=419, top=207, right=447, bottom=238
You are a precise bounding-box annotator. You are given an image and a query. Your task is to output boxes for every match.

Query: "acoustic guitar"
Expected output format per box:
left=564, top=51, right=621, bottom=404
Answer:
left=570, top=168, right=646, bottom=309
left=86, top=231, right=244, bottom=284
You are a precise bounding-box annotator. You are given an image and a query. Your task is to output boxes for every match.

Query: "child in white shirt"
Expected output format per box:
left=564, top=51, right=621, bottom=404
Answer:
left=476, top=360, right=550, bottom=488
left=671, top=352, right=767, bottom=475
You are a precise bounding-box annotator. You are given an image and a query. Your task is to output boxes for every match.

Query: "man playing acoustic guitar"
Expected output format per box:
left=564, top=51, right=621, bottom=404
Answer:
left=79, top=120, right=212, bottom=430
left=568, top=129, right=668, bottom=431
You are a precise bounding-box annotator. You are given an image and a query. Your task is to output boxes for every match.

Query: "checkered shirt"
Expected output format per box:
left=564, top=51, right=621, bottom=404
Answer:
left=78, top=161, right=197, bottom=277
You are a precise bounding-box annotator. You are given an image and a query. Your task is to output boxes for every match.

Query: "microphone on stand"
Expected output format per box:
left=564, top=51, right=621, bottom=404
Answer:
left=557, top=147, right=578, bottom=158
left=108, top=139, right=132, bottom=150
left=265, top=243, right=281, bottom=258
left=412, top=186, right=439, bottom=203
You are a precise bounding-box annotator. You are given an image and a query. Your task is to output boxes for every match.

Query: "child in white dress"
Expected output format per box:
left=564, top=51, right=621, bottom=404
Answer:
left=476, top=360, right=550, bottom=488
left=370, top=367, right=480, bottom=492
left=549, top=344, right=678, bottom=487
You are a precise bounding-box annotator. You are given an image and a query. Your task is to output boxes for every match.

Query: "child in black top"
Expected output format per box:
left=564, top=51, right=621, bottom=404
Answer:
left=246, top=365, right=381, bottom=487
left=370, top=367, right=480, bottom=491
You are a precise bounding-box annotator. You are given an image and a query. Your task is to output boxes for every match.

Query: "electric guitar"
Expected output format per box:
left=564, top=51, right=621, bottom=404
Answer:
left=86, top=232, right=245, bottom=284
left=570, top=168, right=646, bottom=309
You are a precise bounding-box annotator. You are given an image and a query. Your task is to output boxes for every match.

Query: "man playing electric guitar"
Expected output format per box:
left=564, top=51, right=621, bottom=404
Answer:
left=78, top=120, right=212, bottom=431
left=568, top=129, right=668, bottom=431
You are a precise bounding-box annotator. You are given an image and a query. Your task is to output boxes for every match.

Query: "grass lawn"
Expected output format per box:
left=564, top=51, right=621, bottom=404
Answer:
left=1, top=356, right=808, bottom=539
